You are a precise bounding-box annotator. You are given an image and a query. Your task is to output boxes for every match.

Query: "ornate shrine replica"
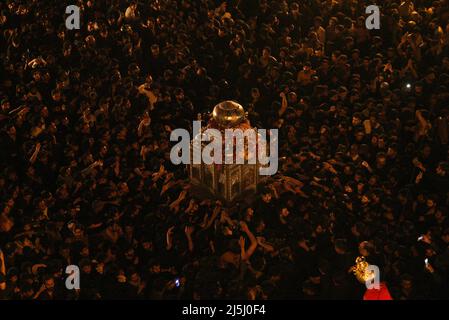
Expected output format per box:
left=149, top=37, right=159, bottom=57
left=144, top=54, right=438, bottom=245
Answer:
left=188, top=101, right=264, bottom=203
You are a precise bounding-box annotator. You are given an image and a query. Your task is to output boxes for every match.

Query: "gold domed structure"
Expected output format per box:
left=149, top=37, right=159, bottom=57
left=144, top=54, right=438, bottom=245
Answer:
left=188, top=101, right=264, bottom=203
left=212, top=101, right=245, bottom=128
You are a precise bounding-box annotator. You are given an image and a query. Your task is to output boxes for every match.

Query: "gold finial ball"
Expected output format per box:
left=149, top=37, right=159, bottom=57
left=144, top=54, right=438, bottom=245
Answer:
left=212, top=100, right=245, bottom=128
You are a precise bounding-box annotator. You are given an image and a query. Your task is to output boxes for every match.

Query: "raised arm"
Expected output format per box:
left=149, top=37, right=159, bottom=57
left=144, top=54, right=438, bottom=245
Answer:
left=239, top=221, right=258, bottom=262
left=278, top=92, right=288, bottom=116
left=29, top=142, right=41, bottom=164
left=184, top=226, right=195, bottom=253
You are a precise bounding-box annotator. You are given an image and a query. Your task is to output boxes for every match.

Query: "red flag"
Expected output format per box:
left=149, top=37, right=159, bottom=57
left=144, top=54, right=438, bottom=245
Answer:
left=363, top=282, right=393, bottom=300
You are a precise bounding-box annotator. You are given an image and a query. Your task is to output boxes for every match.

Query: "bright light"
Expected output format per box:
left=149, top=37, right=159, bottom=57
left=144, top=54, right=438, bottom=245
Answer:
left=406, top=83, right=411, bottom=89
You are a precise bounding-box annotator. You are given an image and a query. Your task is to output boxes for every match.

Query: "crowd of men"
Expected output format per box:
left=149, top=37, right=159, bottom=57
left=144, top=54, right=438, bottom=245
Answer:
left=1, top=0, right=449, bottom=299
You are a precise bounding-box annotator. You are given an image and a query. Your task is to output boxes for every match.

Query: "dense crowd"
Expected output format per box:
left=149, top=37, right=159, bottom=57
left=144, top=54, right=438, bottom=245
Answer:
left=1, top=0, right=449, bottom=300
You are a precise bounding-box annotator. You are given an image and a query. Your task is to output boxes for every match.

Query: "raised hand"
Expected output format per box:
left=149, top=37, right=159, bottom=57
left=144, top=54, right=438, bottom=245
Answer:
left=184, top=225, right=194, bottom=237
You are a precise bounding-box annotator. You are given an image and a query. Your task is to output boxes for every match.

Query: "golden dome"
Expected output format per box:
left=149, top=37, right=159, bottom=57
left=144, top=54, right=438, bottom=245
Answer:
left=212, top=101, right=245, bottom=128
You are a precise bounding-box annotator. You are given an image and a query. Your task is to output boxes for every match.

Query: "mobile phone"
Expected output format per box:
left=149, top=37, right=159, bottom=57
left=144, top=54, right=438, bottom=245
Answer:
left=424, top=258, right=429, bottom=266
left=174, top=278, right=180, bottom=288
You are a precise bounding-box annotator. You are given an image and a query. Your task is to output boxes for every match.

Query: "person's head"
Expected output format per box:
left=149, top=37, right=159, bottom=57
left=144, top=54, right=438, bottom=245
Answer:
left=149, top=262, right=161, bottom=274
left=80, top=245, right=89, bottom=257
left=251, top=87, right=260, bottom=99
left=6, top=123, right=16, bottom=137
left=314, top=16, right=323, bottom=27
left=290, top=2, right=299, bottom=14
left=80, top=259, right=92, bottom=274
left=255, top=217, right=266, bottom=233
left=334, top=238, right=348, bottom=255
left=358, top=241, right=374, bottom=257
left=19, top=283, right=34, bottom=298
left=280, top=207, right=290, bottom=218
left=288, top=91, right=297, bottom=104
left=60, top=244, right=70, bottom=257
left=245, top=207, right=254, bottom=219
left=436, top=162, right=448, bottom=176
left=376, top=153, right=387, bottom=168
left=142, top=240, right=153, bottom=251
left=219, top=251, right=240, bottom=269
left=303, top=62, right=311, bottom=72
left=426, top=196, right=437, bottom=208
left=425, top=69, right=436, bottom=83
left=343, top=164, right=353, bottom=176
left=355, top=129, right=365, bottom=142
left=125, top=247, right=135, bottom=260
left=414, top=82, right=423, bottom=94
left=261, top=192, right=272, bottom=203
left=262, top=47, right=271, bottom=58
left=43, top=275, right=55, bottom=290
left=74, top=226, right=84, bottom=238
left=302, top=280, right=317, bottom=297
left=352, top=113, right=362, bottom=126
left=442, top=228, right=449, bottom=244
left=401, top=274, right=413, bottom=291
left=387, top=145, right=397, bottom=158
left=129, top=271, right=140, bottom=284
left=363, top=56, right=370, bottom=67
left=151, top=44, right=160, bottom=56
left=1, top=99, right=10, bottom=112
left=218, top=28, right=226, bottom=37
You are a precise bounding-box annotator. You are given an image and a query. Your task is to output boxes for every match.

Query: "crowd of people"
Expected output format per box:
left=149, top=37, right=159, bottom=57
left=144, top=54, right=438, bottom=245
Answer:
left=1, top=0, right=449, bottom=299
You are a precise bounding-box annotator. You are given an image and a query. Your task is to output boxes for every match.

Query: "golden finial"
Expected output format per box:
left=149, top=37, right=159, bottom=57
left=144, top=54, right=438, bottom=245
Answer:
left=351, top=256, right=376, bottom=283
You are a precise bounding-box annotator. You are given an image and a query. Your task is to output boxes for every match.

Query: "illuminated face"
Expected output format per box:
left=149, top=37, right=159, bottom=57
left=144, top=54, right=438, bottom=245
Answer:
left=361, top=195, right=369, bottom=204
left=23, top=289, right=34, bottom=298
left=143, top=242, right=153, bottom=250
left=262, top=193, right=271, bottom=203
left=415, top=85, right=423, bottom=94
left=151, top=46, right=160, bottom=56
left=355, top=132, right=364, bottom=141
left=80, top=245, right=89, bottom=256
left=151, top=265, right=161, bottom=273
left=263, top=48, right=272, bottom=58
left=45, top=278, right=55, bottom=289
left=130, top=273, right=139, bottom=283
left=387, top=147, right=396, bottom=157
left=436, top=166, right=445, bottom=176
left=1, top=101, right=10, bottom=111
left=357, top=183, right=364, bottom=193
left=352, top=116, right=361, bottom=126
left=82, top=265, right=92, bottom=274
left=74, top=228, right=83, bottom=237
left=441, top=58, right=449, bottom=71
left=368, top=176, right=377, bottom=186
left=358, top=242, right=370, bottom=256
left=251, top=89, right=260, bottom=99
left=376, top=156, right=386, bottom=167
